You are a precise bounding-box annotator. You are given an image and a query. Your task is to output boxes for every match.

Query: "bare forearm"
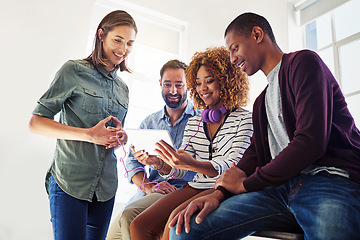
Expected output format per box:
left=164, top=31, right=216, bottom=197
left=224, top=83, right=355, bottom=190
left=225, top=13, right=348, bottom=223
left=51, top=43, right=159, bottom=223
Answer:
left=189, top=161, right=218, bottom=177
left=29, top=114, right=89, bottom=142
left=160, top=157, right=218, bottom=177
left=29, top=114, right=122, bottom=148
left=212, top=189, right=226, bottom=202
left=131, top=172, right=153, bottom=193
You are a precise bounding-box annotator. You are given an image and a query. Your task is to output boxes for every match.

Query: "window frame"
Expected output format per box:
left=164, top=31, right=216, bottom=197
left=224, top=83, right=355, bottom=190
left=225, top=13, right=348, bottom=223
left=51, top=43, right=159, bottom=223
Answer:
left=306, top=8, right=360, bottom=98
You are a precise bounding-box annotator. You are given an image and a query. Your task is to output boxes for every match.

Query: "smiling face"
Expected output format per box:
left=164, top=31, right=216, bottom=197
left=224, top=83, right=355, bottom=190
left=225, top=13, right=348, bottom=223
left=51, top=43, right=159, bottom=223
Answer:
left=195, top=66, right=223, bottom=109
left=161, top=68, right=187, bottom=109
left=225, top=30, right=263, bottom=76
left=100, top=25, right=136, bottom=71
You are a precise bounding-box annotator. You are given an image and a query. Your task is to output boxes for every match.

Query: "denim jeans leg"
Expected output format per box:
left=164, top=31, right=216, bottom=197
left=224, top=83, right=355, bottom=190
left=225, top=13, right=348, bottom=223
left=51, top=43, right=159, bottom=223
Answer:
left=170, top=174, right=360, bottom=240
left=290, top=174, right=360, bottom=240
left=48, top=175, right=115, bottom=240
left=170, top=184, right=300, bottom=240
left=48, top=175, right=87, bottom=240
left=87, top=195, right=115, bottom=240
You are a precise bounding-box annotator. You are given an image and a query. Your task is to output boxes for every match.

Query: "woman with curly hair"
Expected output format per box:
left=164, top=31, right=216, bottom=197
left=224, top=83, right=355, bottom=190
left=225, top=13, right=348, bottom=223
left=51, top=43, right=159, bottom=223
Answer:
left=130, top=46, right=253, bottom=240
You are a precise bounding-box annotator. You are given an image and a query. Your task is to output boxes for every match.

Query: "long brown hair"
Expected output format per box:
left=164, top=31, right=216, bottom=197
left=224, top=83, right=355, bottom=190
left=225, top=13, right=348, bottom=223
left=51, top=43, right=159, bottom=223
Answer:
left=84, top=10, right=138, bottom=72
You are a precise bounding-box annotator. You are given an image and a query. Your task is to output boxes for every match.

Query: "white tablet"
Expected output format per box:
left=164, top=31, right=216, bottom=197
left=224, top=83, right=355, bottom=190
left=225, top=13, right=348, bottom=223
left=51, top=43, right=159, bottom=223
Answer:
left=124, top=128, right=175, bottom=155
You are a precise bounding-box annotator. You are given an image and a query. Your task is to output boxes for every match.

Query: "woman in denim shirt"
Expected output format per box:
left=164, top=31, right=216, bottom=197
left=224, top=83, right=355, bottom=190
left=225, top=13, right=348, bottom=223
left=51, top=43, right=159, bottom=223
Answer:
left=29, top=10, right=137, bottom=240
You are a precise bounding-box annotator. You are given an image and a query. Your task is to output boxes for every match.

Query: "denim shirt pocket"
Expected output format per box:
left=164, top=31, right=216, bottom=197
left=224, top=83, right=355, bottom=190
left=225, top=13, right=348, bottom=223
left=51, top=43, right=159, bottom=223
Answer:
left=113, top=98, right=128, bottom=123
left=82, top=88, right=104, bottom=114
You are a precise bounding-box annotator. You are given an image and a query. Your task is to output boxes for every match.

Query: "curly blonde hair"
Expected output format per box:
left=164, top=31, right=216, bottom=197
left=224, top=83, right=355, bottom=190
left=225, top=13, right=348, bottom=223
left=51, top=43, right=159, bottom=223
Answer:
left=185, top=46, right=249, bottom=110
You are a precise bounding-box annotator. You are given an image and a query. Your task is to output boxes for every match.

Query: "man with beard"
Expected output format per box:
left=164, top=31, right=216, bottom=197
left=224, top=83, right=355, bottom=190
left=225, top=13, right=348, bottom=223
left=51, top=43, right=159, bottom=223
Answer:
left=106, top=60, right=200, bottom=240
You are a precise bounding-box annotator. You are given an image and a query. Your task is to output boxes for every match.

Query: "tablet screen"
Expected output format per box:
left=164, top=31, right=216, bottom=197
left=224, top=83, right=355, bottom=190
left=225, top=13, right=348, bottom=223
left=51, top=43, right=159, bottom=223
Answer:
left=125, top=128, right=175, bottom=155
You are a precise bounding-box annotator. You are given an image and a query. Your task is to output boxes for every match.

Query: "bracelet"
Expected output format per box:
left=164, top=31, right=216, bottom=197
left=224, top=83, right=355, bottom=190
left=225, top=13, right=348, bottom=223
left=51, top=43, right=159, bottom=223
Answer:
left=156, top=158, right=165, bottom=171
left=150, top=157, right=163, bottom=170
left=150, top=158, right=158, bottom=169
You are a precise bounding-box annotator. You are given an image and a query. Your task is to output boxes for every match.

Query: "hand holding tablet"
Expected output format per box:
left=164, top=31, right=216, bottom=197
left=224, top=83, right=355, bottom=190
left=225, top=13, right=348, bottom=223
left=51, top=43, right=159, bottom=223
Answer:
left=125, top=128, right=175, bottom=155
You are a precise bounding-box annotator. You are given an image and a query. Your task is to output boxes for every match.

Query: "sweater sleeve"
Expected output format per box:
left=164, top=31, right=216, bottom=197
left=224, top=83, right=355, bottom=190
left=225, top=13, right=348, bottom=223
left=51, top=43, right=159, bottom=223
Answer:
left=243, top=50, right=336, bottom=192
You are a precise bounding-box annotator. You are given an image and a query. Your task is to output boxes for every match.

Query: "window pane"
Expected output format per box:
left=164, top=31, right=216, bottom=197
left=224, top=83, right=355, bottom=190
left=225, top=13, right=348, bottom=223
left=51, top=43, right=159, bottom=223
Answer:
left=317, top=47, right=335, bottom=76
left=316, top=13, right=332, bottom=49
left=125, top=106, right=159, bottom=129
left=130, top=44, right=178, bottom=79
left=136, top=17, right=181, bottom=55
left=130, top=77, right=163, bottom=110
left=339, top=39, right=360, bottom=94
left=305, top=21, right=318, bottom=50
left=345, top=94, right=360, bottom=128
left=334, top=0, right=360, bottom=41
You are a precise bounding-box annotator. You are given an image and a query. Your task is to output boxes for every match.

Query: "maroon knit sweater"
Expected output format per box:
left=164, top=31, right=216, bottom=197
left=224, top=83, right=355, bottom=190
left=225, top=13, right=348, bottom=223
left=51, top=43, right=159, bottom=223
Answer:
left=234, top=50, right=360, bottom=192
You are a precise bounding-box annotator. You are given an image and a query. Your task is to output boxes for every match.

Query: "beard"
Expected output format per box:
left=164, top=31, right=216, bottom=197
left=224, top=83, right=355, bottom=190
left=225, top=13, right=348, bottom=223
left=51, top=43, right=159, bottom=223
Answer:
left=162, top=92, right=187, bottom=109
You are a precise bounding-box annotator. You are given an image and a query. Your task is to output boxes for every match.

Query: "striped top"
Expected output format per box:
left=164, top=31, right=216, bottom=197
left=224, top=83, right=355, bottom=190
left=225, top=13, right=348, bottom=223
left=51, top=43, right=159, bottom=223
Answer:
left=160, top=107, right=253, bottom=189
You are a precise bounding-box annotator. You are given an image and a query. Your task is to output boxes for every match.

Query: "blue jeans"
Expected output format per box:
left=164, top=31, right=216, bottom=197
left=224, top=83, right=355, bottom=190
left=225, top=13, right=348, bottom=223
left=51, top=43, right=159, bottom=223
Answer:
left=48, top=175, right=115, bottom=240
left=170, top=173, right=360, bottom=240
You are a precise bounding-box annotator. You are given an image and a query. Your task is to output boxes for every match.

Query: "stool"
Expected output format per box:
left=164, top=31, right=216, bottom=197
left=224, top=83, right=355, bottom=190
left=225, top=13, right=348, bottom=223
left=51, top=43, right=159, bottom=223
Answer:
left=252, top=231, right=304, bottom=240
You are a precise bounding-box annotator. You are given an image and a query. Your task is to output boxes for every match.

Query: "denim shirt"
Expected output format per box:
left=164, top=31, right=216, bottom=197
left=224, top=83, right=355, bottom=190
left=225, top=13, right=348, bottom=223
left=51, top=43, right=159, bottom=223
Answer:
left=32, top=60, right=129, bottom=202
left=125, top=101, right=200, bottom=203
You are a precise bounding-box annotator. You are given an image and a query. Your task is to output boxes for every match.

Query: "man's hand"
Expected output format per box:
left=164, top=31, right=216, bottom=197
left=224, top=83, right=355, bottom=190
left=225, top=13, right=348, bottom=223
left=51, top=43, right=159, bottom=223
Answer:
left=215, top=162, right=247, bottom=194
left=169, top=190, right=224, bottom=235
left=132, top=146, right=161, bottom=167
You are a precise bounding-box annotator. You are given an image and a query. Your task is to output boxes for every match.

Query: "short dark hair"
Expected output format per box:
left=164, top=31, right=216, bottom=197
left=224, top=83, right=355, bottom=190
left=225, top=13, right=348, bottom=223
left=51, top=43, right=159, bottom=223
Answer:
left=160, top=60, right=187, bottom=79
left=225, top=12, right=276, bottom=43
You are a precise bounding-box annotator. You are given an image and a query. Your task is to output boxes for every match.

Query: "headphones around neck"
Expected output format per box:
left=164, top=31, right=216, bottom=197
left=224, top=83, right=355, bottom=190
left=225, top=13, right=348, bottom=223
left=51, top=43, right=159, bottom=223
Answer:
left=201, top=106, right=228, bottom=123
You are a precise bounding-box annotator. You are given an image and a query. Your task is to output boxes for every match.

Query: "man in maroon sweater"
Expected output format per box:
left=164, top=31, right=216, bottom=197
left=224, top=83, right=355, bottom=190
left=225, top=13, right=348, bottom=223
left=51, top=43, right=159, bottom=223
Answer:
left=169, top=12, right=360, bottom=240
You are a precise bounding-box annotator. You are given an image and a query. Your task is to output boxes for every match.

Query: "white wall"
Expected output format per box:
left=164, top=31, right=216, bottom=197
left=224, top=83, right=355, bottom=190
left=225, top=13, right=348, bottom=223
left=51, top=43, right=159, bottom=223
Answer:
left=0, top=0, right=94, bottom=239
left=0, top=0, right=299, bottom=239
left=125, top=0, right=292, bottom=108
left=126, top=0, right=290, bottom=60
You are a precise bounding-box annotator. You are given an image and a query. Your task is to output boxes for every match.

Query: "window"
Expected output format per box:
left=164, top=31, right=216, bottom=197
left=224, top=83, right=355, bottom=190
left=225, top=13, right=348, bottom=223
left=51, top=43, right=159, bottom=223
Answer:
left=304, top=0, right=360, bottom=127
left=89, top=0, right=188, bottom=206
